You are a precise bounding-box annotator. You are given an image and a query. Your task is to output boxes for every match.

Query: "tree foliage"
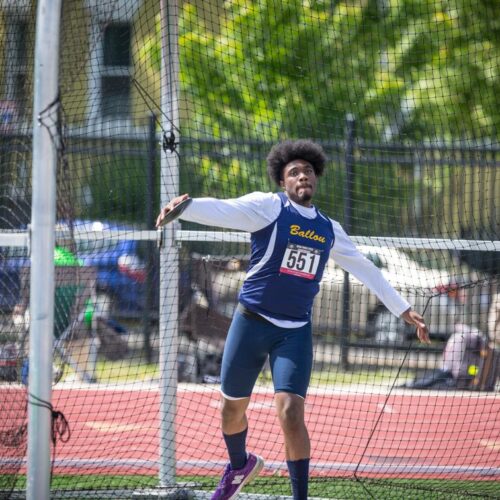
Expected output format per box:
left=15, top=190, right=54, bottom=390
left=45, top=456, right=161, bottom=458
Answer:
left=161, top=0, right=499, bottom=141
left=139, top=1, right=499, bottom=239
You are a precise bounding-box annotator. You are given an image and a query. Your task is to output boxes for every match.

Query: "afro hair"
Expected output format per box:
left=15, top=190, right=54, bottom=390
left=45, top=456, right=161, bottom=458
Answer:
left=266, top=139, right=327, bottom=186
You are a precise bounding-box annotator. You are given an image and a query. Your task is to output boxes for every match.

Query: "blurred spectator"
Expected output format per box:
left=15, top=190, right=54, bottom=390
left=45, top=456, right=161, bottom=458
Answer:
left=441, top=323, right=484, bottom=384
left=405, top=322, right=496, bottom=390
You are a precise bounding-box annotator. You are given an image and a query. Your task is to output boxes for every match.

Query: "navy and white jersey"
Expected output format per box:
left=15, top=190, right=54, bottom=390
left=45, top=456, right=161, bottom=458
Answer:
left=239, top=192, right=334, bottom=322
left=180, top=192, right=410, bottom=326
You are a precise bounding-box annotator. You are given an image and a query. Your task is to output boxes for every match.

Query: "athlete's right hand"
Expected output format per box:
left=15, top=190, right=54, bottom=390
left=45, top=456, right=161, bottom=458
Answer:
left=401, top=308, right=430, bottom=344
left=155, top=193, right=190, bottom=228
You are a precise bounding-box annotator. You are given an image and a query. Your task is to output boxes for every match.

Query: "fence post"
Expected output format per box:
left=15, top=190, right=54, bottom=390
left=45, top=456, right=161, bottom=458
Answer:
left=27, top=1, right=62, bottom=499
left=340, top=114, right=356, bottom=371
left=143, top=113, right=157, bottom=363
left=159, top=0, right=179, bottom=487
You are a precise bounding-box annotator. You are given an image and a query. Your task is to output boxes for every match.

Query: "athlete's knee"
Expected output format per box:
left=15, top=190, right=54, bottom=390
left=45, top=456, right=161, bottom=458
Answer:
left=275, top=393, right=305, bottom=431
left=221, top=397, right=248, bottom=425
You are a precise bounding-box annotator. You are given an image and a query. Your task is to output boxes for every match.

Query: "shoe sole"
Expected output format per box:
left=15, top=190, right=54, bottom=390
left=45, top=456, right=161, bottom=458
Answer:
left=228, top=456, right=264, bottom=500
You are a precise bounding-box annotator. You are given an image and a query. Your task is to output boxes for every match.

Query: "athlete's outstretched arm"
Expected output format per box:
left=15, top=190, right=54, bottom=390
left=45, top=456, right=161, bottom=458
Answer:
left=157, top=192, right=281, bottom=232
left=329, top=219, right=429, bottom=343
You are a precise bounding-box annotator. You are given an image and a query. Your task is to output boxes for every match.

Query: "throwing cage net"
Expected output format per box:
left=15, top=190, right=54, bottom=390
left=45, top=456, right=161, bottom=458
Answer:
left=0, top=1, right=499, bottom=499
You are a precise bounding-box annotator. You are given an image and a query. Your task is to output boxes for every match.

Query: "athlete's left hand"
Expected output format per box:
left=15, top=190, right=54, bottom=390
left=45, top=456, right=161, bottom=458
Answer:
left=156, top=193, right=190, bottom=228
left=401, top=308, right=430, bottom=344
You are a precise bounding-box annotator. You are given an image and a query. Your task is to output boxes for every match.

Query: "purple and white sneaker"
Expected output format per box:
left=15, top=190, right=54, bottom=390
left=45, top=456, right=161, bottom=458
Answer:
left=211, top=453, right=264, bottom=500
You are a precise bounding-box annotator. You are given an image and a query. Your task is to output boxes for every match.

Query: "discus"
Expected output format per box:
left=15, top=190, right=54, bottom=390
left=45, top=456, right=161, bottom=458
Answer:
left=157, top=197, right=193, bottom=227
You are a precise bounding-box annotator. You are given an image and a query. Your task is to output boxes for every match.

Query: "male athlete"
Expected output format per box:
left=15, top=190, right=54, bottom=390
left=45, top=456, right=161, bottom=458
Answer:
left=156, top=139, right=429, bottom=500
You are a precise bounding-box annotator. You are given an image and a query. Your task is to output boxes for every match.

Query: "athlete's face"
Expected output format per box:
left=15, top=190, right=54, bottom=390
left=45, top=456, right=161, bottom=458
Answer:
left=280, top=160, right=317, bottom=207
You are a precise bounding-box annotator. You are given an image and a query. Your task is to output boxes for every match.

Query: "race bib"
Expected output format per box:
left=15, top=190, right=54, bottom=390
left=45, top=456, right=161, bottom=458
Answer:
left=280, top=243, right=321, bottom=280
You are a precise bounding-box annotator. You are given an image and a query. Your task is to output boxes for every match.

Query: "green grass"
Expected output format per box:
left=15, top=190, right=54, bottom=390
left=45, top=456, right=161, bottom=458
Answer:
left=258, top=365, right=410, bottom=387
left=93, top=359, right=159, bottom=383
left=59, top=358, right=160, bottom=383
left=3, top=475, right=499, bottom=499
left=60, top=356, right=411, bottom=387
left=247, top=477, right=499, bottom=499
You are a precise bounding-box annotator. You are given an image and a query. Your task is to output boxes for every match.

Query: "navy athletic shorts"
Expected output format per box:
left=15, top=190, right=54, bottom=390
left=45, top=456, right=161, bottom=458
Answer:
left=220, top=306, right=313, bottom=399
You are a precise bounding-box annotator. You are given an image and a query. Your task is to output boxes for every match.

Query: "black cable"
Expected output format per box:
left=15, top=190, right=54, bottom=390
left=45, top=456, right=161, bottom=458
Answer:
left=28, top=392, right=71, bottom=482
left=37, top=90, right=61, bottom=123
left=28, top=393, right=70, bottom=446
left=353, top=295, right=434, bottom=493
left=131, top=77, right=181, bottom=134
left=131, top=78, right=181, bottom=157
left=352, top=280, right=494, bottom=499
left=353, top=474, right=377, bottom=499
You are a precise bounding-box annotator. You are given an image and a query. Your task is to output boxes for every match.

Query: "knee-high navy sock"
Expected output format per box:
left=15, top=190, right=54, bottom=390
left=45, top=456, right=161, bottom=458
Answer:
left=287, top=458, right=309, bottom=500
left=223, top=428, right=248, bottom=470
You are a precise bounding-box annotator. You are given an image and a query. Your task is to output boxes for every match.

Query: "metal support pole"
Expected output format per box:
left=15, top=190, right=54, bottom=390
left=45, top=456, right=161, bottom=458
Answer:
left=27, top=1, right=62, bottom=499
left=159, top=0, right=179, bottom=487
left=143, top=113, right=157, bottom=363
left=340, top=114, right=356, bottom=371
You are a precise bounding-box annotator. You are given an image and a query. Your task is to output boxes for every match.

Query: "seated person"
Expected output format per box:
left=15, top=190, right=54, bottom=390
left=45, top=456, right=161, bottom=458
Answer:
left=406, top=320, right=498, bottom=391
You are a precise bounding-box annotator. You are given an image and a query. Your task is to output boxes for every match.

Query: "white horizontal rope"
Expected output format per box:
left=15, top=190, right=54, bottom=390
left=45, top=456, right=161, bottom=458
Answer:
left=0, top=456, right=497, bottom=477
left=0, top=229, right=499, bottom=251
left=176, top=231, right=500, bottom=251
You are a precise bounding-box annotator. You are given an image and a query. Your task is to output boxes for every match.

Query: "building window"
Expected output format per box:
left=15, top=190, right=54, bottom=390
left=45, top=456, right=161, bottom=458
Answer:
left=102, top=76, right=131, bottom=117
left=4, top=17, right=29, bottom=113
left=101, top=22, right=131, bottom=119
left=103, top=23, right=131, bottom=66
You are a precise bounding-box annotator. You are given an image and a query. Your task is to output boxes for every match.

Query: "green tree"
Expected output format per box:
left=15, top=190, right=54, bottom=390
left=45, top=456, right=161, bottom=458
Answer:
left=139, top=0, right=499, bottom=238
left=143, top=0, right=499, bottom=142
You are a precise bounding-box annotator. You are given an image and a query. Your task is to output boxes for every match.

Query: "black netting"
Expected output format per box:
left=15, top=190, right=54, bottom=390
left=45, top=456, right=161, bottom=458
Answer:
left=0, top=1, right=499, bottom=499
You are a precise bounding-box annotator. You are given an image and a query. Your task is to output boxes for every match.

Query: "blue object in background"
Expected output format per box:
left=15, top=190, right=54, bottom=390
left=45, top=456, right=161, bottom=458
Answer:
left=21, top=358, right=29, bottom=385
left=0, top=220, right=158, bottom=316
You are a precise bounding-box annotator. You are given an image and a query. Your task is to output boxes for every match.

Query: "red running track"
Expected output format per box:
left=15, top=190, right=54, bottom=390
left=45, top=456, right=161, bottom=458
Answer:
left=2, top=385, right=499, bottom=480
